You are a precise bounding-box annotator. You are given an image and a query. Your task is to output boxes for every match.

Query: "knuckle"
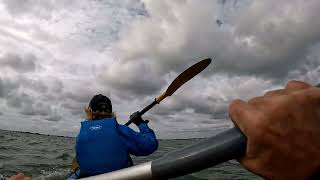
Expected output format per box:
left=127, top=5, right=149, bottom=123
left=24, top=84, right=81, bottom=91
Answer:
left=286, top=80, right=311, bottom=90
left=229, top=99, right=242, bottom=112
left=291, top=92, right=307, bottom=104
left=250, top=113, right=268, bottom=137
left=287, top=80, right=301, bottom=85
left=248, top=96, right=264, bottom=105
left=264, top=89, right=286, bottom=97
left=248, top=97, right=258, bottom=104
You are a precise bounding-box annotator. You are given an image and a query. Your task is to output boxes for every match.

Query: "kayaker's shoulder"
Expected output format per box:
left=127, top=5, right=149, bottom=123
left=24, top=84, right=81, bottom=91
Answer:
left=117, top=124, right=132, bottom=132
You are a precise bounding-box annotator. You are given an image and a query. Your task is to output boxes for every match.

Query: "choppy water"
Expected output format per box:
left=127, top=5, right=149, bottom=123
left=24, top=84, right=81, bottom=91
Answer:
left=0, top=129, right=261, bottom=180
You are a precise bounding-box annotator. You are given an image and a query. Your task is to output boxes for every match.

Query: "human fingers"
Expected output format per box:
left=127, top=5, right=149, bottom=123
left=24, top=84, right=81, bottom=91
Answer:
left=229, top=99, right=254, bottom=133
left=303, top=87, right=320, bottom=103
left=248, top=96, right=265, bottom=105
left=247, top=96, right=274, bottom=111
left=263, top=80, right=311, bottom=97
left=18, top=173, right=31, bottom=180
left=264, top=89, right=287, bottom=97
left=285, top=80, right=311, bottom=92
left=9, top=173, right=26, bottom=180
left=9, top=173, right=19, bottom=180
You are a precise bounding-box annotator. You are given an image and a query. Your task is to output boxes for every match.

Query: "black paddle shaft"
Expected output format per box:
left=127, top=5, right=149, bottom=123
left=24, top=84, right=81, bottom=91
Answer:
left=152, top=127, right=246, bottom=179
left=125, top=100, right=158, bottom=126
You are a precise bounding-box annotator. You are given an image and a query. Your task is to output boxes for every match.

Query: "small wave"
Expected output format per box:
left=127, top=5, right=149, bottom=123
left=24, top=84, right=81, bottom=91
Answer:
left=0, top=146, right=20, bottom=151
left=28, top=141, right=40, bottom=145
left=33, top=168, right=72, bottom=180
left=0, top=154, right=12, bottom=161
left=0, top=174, right=7, bottom=180
left=39, top=148, right=50, bottom=153
left=56, top=153, right=72, bottom=160
left=32, top=155, right=43, bottom=159
left=51, top=149, right=58, bottom=153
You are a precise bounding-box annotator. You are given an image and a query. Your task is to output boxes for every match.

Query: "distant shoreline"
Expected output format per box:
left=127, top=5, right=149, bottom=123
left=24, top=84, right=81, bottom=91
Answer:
left=0, top=128, right=206, bottom=140
left=0, top=128, right=74, bottom=138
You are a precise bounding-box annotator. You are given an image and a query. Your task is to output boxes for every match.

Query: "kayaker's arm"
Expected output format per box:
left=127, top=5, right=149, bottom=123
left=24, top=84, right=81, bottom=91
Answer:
left=118, top=123, right=158, bottom=156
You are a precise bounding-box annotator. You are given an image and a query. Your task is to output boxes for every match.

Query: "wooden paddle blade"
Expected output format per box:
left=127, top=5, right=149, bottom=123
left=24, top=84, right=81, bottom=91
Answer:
left=155, top=91, right=167, bottom=103
left=165, top=58, right=212, bottom=96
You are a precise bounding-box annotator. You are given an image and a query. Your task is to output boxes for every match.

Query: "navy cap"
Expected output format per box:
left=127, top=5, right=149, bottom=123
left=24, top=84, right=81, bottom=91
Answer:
left=89, top=94, right=112, bottom=113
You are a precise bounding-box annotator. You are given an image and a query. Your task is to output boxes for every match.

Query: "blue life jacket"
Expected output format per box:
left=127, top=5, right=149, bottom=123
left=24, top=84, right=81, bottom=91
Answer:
left=76, top=118, right=130, bottom=176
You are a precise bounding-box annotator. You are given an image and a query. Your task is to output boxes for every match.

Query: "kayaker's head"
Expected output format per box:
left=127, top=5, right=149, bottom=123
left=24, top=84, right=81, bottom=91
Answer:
left=85, top=94, right=115, bottom=120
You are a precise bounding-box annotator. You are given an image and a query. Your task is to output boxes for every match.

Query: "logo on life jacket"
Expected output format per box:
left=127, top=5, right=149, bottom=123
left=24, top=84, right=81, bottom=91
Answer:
left=90, top=125, right=102, bottom=130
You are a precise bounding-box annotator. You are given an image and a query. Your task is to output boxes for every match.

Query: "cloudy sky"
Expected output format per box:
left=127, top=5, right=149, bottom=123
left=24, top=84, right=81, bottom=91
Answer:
left=0, top=0, right=319, bottom=139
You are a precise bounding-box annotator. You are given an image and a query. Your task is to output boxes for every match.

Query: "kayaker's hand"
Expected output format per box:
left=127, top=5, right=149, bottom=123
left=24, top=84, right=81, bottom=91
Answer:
left=9, top=173, right=31, bottom=180
left=130, top=111, right=148, bottom=126
left=229, top=80, right=320, bottom=179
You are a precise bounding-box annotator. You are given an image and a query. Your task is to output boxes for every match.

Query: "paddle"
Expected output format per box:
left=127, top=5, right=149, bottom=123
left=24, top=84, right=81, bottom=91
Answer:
left=125, top=58, right=212, bottom=126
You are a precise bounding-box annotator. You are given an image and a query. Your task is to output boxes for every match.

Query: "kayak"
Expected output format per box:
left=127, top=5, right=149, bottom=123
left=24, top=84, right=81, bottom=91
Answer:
left=69, top=127, right=246, bottom=180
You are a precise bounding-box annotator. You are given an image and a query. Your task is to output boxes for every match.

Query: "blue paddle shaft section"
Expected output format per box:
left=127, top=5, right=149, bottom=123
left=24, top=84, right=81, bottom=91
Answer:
left=151, top=127, right=246, bottom=179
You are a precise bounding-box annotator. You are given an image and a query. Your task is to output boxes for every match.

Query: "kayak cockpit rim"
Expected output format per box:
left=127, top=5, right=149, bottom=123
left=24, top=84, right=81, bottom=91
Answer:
left=79, top=162, right=153, bottom=180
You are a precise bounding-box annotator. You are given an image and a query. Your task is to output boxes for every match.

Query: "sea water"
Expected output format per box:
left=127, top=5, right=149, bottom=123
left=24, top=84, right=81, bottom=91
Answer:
left=0, top=129, right=261, bottom=180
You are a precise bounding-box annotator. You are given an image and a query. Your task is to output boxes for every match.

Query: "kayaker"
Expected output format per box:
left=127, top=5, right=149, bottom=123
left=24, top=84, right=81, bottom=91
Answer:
left=71, top=94, right=158, bottom=178
left=229, top=80, right=320, bottom=179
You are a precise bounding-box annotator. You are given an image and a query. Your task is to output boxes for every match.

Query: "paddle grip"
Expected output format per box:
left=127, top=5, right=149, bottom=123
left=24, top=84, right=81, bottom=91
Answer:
left=151, top=127, right=246, bottom=179
left=125, top=100, right=158, bottom=126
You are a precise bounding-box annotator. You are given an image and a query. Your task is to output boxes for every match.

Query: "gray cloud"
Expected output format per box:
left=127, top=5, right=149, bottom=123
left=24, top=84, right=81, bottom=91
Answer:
left=115, top=0, right=320, bottom=80
left=19, top=77, right=49, bottom=94
left=1, top=0, right=75, bottom=19
left=0, top=75, right=55, bottom=101
left=1, top=75, right=67, bottom=122
left=5, top=92, right=49, bottom=117
left=45, top=112, right=62, bottom=122
left=63, top=91, right=92, bottom=104
left=0, top=77, right=20, bottom=97
left=20, top=102, right=51, bottom=116
left=51, top=79, right=64, bottom=94
left=6, top=93, right=30, bottom=108
left=0, top=53, right=36, bottom=73
left=61, top=101, right=85, bottom=116
left=98, top=61, right=166, bottom=97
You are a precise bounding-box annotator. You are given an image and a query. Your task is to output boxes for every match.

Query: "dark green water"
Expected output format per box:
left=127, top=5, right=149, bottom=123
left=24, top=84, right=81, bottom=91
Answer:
left=0, top=129, right=261, bottom=180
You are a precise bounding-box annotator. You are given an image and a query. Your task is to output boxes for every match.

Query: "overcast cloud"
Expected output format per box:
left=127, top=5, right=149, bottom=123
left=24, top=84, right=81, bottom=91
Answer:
left=0, top=0, right=319, bottom=138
